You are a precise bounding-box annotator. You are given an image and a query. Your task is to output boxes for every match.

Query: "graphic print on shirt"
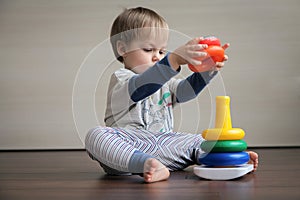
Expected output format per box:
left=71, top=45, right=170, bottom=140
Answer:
left=142, top=91, right=173, bottom=132
left=158, top=92, right=173, bottom=107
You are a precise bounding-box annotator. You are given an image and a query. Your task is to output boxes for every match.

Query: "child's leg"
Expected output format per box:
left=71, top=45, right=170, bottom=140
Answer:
left=154, top=131, right=204, bottom=171
left=85, top=126, right=170, bottom=182
left=87, top=151, right=131, bottom=175
left=85, top=126, right=150, bottom=173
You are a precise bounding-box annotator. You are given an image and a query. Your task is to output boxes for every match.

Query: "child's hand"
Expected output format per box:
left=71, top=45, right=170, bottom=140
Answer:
left=168, top=37, right=208, bottom=71
left=169, top=37, right=230, bottom=72
left=214, top=43, right=230, bottom=71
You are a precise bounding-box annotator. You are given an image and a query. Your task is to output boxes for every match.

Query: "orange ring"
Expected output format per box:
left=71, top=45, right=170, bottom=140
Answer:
left=202, top=128, right=245, bottom=140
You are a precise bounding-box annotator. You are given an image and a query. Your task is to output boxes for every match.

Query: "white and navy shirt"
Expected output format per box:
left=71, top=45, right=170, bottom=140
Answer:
left=104, top=54, right=217, bottom=133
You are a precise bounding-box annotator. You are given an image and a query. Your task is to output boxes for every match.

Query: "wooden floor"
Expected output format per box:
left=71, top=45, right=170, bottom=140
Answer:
left=0, top=148, right=299, bottom=200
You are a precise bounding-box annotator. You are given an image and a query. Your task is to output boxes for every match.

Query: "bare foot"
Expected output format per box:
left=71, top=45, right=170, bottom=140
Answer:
left=247, top=151, right=259, bottom=171
left=143, top=158, right=170, bottom=183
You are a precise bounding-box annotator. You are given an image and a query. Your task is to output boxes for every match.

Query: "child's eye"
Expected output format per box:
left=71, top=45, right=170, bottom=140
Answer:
left=142, top=48, right=153, bottom=52
left=142, top=48, right=167, bottom=55
left=159, top=50, right=167, bottom=55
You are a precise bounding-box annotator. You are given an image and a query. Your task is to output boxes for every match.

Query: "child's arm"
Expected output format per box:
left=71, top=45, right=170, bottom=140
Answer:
left=168, top=37, right=229, bottom=103
left=128, top=37, right=228, bottom=103
left=128, top=55, right=179, bottom=102
left=175, top=71, right=217, bottom=103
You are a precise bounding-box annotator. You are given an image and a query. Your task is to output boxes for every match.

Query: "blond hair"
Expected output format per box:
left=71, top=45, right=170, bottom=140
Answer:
left=110, top=7, right=168, bottom=62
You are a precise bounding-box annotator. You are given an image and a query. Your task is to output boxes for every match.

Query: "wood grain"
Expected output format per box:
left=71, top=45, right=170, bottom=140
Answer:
left=0, top=148, right=299, bottom=200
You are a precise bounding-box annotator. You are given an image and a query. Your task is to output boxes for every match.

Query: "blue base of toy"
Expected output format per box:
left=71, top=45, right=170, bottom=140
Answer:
left=199, top=152, right=249, bottom=166
left=194, top=164, right=253, bottom=180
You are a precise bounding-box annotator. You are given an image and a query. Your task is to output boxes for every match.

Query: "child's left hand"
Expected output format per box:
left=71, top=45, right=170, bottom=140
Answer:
left=214, top=43, right=230, bottom=71
left=168, top=37, right=209, bottom=71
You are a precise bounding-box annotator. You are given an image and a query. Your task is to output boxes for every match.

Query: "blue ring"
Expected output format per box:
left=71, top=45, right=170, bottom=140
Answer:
left=199, top=152, right=249, bottom=166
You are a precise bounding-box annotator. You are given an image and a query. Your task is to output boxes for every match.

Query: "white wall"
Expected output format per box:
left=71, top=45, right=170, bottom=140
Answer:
left=0, top=0, right=299, bottom=149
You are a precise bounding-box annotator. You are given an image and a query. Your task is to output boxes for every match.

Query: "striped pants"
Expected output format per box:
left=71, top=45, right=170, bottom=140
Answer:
left=85, top=126, right=204, bottom=174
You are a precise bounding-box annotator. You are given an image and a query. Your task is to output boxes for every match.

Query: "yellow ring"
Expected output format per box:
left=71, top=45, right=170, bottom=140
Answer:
left=202, top=128, right=245, bottom=140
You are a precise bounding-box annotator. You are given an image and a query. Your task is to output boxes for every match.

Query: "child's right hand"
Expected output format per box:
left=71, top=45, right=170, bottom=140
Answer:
left=168, top=37, right=208, bottom=71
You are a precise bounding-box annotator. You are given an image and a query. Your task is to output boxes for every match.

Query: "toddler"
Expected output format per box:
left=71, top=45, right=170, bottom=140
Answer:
left=85, top=7, right=258, bottom=183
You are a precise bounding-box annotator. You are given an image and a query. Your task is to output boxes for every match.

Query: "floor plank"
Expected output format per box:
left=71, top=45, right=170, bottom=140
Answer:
left=0, top=148, right=299, bottom=200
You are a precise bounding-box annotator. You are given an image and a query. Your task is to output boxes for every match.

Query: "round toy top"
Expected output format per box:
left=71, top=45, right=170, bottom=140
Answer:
left=199, top=36, right=221, bottom=46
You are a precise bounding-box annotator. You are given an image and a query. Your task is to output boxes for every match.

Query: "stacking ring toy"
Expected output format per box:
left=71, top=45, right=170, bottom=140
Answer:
left=201, top=140, right=247, bottom=153
left=194, top=96, right=252, bottom=180
left=194, top=164, right=253, bottom=180
left=199, top=152, right=249, bottom=166
left=202, top=128, right=245, bottom=140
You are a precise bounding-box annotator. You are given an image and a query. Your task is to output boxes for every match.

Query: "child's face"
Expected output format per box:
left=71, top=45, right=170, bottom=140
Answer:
left=123, top=33, right=168, bottom=74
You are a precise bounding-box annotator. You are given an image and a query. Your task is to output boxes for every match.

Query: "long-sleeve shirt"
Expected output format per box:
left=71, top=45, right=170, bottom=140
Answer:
left=104, top=54, right=217, bottom=132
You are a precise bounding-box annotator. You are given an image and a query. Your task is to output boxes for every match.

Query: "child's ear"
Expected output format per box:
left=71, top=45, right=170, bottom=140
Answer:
left=116, top=40, right=127, bottom=57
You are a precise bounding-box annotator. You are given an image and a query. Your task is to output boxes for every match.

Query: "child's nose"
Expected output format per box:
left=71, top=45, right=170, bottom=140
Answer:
left=152, top=55, right=159, bottom=62
left=152, top=51, right=160, bottom=62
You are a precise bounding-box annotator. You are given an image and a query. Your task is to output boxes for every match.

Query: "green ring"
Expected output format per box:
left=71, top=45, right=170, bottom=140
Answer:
left=201, top=140, right=247, bottom=153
